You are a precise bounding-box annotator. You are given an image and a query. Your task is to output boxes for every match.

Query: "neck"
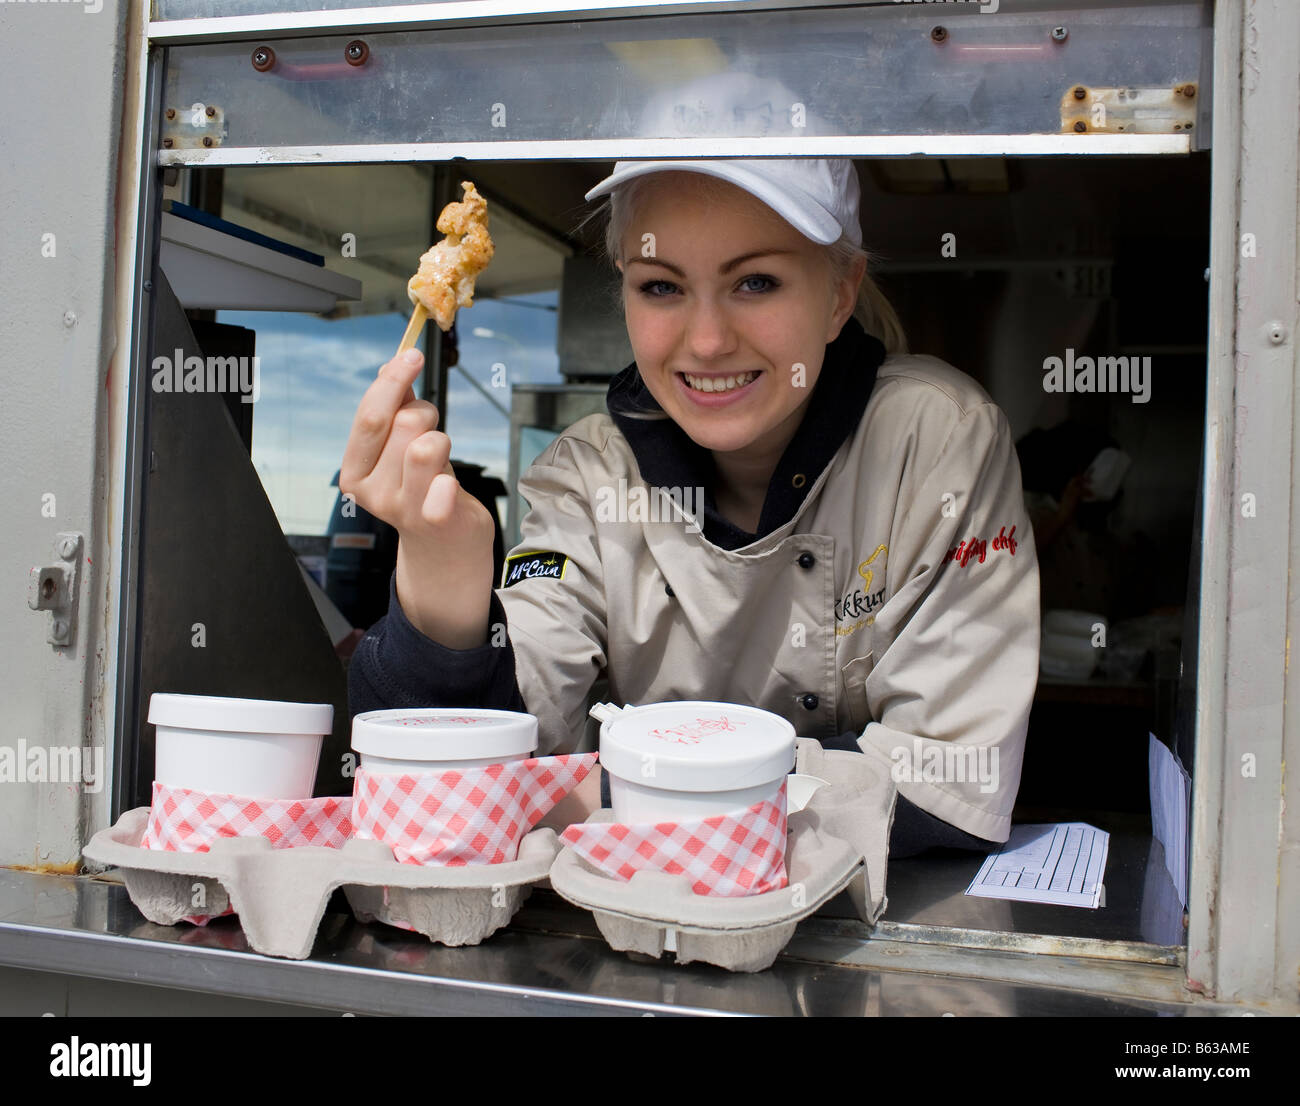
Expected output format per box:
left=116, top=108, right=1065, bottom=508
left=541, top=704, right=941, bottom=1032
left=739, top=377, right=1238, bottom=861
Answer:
left=711, top=418, right=799, bottom=529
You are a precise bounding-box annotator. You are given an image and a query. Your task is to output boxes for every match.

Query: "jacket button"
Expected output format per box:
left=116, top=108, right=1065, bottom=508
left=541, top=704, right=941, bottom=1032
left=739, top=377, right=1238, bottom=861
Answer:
left=797, top=552, right=816, bottom=569
left=665, top=584, right=675, bottom=598
left=800, top=693, right=819, bottom=711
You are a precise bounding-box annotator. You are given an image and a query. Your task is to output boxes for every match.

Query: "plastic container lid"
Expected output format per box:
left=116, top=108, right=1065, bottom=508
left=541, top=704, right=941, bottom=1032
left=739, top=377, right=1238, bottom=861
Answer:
left=600, top=702, right=795, bottom=793
left=351, top=708, right=538, bottom=762
left=148, top=693, right=333, bottom=736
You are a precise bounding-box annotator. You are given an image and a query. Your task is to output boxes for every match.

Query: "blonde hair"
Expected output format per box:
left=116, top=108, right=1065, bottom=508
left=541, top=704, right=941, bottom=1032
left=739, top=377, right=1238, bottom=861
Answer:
left=594, top=171, right=908, bottom=356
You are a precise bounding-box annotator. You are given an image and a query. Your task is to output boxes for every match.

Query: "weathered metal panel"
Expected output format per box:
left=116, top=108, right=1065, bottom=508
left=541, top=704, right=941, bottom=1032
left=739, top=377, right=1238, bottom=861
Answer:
left=0, top=0, right=135, bottom=867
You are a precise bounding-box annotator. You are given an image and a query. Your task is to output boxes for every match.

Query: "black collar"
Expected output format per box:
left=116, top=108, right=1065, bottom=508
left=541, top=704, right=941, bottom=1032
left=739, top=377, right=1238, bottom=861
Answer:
left=606, top=318, right=886, bottom=550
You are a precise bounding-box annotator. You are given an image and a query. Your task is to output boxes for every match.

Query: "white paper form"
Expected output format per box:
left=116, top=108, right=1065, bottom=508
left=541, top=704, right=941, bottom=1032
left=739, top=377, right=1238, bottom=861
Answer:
left=965, top=823, right=1109, bottom=908
left=1148, top=733, right=1190, bottom=908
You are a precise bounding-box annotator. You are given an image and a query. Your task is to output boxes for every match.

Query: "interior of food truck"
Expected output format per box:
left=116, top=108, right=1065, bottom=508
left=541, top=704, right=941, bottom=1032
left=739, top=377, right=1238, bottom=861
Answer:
left=130, top=146, right=1208, bottom=962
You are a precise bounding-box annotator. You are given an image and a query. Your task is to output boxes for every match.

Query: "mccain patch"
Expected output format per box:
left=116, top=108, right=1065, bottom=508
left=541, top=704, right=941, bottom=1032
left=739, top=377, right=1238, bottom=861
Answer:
left=502, top=550, right=569, bottom=588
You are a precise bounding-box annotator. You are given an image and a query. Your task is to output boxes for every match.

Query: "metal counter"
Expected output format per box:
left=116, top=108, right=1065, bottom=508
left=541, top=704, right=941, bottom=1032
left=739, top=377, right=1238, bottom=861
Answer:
left=0, top=854, right=1260, bottom=1017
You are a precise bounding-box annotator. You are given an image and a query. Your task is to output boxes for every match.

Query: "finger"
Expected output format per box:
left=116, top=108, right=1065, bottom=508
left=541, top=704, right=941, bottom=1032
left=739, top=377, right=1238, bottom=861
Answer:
left=340, top=349, right=426, bottom=484
left=420, top=471, right=461, bottom=527
left=365, top=406, right=441, bottom=502
left=402, top=429, right=452, bottom=500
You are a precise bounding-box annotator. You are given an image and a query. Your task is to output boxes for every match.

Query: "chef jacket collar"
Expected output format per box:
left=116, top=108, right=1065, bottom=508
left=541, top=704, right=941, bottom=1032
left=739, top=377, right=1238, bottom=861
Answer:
left=606, top=317, right=887, bottom=550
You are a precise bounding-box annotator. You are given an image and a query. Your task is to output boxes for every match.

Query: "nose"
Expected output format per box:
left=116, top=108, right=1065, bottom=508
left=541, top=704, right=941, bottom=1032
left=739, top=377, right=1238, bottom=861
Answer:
left=682, top=297, right=738, bottom=361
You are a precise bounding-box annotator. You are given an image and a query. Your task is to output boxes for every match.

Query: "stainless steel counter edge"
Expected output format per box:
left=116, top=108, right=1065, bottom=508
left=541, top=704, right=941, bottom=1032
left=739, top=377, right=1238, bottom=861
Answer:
left=0, top=921, right=727, bottom=1017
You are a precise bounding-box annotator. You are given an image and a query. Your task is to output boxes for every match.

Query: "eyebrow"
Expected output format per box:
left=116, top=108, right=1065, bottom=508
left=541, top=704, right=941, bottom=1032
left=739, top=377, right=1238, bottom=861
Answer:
left=626, top=249, right=797, bottom=277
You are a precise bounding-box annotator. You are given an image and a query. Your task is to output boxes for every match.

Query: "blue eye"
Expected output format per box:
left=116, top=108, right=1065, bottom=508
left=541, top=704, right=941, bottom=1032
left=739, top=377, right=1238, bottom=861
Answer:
left=739, top=274, right=780, bottom=293
left=638, top=279, right=678, bottom=297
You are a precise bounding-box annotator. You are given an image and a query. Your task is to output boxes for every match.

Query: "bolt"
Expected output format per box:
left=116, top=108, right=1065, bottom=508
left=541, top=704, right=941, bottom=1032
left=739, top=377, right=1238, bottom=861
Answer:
left=162, top=138, right=173, bottom=148
left=58, top=536, right=77, bottom=559
left=63, top=310, right=76, bottom=328
left=206, top=105, right=216, bottom=118
left=165, top=108, right=176, bottom=120
left=345, top=40, right=369, bottom=66
left=251, top=45, right=276, bottom=72
left=1267, top=322, right=1287, bottom=345
left=1073, top=86, right=1087, bottom=100
left=202, top=136, right=214, bottom=147
left=1051, top=26, right=1068, bottom=43
left=53, top=619, right=68, bottom=639
left=930, top=26, right=947, bottom=44
left=1181, top=84, right=1196, bottom=98
left=143, top=280, right=153, bottom=293
left=1074, top=121, right=1088, bottom=133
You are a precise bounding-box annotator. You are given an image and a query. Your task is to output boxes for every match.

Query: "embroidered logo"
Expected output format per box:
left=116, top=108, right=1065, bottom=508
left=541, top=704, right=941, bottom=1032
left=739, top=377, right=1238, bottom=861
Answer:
left=942, top=525, right=1019, bottom=568
left=836, top=544, right=888, bottom=635
left=502, top=551, right=569, bottom=588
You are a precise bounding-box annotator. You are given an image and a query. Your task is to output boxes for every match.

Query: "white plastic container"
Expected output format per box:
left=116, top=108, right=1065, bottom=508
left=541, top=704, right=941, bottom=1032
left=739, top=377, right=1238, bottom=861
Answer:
left=599, top=701, right=796, bottom=823
left=350, top=708, right=538, bottom=775
left=149, top=693, right=332, bottom=800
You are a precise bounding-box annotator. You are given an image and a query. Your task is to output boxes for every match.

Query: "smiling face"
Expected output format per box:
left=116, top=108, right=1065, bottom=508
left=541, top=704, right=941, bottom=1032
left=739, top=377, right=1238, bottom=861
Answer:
left=615, top=172, right=862, bottom=461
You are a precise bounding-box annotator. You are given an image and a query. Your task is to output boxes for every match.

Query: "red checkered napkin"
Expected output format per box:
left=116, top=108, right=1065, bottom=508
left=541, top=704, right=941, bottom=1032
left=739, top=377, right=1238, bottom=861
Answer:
left=559, top=782, right=789, bottom=898
left=351, top=754, right=598, bottom=866
left=141, top=782, right=355, bottom=924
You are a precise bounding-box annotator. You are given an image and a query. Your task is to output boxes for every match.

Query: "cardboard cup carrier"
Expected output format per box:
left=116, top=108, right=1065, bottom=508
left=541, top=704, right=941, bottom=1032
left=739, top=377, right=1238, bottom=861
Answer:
left=550, top=702, right=898, bottom=971
left=83, top=699, right=565, bottom=959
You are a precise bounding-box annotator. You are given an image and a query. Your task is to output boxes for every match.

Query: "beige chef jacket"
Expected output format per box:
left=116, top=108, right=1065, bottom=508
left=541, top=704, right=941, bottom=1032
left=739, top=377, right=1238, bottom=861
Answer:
left=499, top=353, right=1040, bottom=843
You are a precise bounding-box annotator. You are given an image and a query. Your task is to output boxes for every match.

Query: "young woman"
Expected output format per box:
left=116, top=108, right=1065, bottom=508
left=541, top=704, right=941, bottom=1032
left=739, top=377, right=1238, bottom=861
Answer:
left=341, top=158, right=1041, bottom=857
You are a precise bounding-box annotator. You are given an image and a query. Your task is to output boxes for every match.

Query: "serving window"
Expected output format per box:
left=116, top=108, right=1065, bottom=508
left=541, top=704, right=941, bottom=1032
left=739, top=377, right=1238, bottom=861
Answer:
left=121, top=0, right=1218, bottom=975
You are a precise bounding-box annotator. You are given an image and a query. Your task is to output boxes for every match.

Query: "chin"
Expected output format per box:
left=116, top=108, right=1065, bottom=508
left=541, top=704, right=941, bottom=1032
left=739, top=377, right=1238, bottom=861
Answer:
left=672, top=417, right=762, bottom=454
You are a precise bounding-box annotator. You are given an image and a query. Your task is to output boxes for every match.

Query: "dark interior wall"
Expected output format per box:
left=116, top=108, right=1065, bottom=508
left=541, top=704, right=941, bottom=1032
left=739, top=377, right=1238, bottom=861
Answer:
left=127, top=272, right=354, bottom=808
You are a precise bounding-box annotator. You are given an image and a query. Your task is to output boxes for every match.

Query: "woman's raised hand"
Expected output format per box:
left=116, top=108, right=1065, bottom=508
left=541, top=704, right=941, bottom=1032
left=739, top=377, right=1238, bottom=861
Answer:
left=339, top=348, right=496, bottom=648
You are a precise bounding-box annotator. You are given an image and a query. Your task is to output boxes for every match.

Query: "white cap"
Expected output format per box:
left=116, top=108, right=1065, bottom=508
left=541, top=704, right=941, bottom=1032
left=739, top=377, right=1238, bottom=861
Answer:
left=584, top=71, right=861, bottom=247
left=599, top=701, right=796, bottom=793
left=351, top=708, right=537, bottom=762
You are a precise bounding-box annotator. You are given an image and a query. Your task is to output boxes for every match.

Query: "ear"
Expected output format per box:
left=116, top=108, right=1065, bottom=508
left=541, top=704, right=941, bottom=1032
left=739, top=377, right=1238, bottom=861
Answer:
left=827, top=254, right=866, bottom=340
left=615, top=259, right=625, bottom=276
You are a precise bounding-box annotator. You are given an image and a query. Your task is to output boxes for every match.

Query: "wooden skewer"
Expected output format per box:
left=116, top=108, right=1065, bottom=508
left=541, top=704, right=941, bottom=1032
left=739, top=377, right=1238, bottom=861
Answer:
left=396, top=302, right=428, bottom=357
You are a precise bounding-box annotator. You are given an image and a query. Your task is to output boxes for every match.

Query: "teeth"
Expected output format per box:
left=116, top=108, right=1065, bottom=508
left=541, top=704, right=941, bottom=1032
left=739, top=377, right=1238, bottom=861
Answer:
left=683, top=371, right=756, bottom=394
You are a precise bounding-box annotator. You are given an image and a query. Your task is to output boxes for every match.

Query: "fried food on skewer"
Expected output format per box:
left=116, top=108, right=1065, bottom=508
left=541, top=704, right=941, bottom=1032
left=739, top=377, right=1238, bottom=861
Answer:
left=396, top=181, right=494, bottom=358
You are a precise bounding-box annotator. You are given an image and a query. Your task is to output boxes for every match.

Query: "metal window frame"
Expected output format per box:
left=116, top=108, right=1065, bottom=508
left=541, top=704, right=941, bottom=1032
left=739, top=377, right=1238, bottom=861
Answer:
left=1185, top=0, right=1297, bottom=1006
left=96, top=0, right=1298, bottom=1009
left=148, top=0, right=997, bottom=45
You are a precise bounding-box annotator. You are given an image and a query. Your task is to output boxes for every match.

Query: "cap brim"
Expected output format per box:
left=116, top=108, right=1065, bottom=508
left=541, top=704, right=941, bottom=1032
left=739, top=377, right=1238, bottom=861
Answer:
left=584, top=161, right=843, bottom=246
